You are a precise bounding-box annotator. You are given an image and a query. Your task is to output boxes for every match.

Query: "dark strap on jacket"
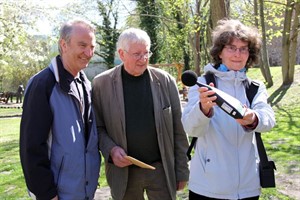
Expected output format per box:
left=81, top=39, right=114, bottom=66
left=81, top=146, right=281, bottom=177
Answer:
left=255, top=132, right=272, bottom=168
left=186, top=72, right=260, bottom=160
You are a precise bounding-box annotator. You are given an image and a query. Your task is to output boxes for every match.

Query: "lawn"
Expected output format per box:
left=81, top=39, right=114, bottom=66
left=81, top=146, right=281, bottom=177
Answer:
left=0, top=66, right=299, bottom=199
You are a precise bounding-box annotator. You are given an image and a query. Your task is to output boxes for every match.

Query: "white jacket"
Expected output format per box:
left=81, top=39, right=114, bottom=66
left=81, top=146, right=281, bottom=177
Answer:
left=182, top=64, right=276, bottom=199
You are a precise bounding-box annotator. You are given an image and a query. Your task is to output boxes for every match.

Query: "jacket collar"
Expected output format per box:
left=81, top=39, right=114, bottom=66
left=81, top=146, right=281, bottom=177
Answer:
left=49, top=55, right=90, bottom=93
left=204, top=63, right=247, bottom=82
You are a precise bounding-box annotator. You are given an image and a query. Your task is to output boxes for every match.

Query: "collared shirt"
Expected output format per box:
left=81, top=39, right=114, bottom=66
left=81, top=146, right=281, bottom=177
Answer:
left=74, top=76, right=85, bottom=119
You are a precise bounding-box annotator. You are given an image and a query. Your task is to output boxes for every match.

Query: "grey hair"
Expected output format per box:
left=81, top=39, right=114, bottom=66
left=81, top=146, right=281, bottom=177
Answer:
left=58, top=19, right=95, bottom=54
left=117, top=28, right=151, bottom=51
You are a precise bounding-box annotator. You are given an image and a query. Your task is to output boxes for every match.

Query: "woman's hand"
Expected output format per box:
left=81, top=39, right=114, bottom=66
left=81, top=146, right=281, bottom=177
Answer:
left=199, top=83, right=217, bottom=115
left=236, top=107, right=258, bottom=128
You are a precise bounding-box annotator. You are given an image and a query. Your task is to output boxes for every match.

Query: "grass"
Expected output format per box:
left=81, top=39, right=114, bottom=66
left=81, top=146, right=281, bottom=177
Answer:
left=0, top=66, right=299, bottom=199
left=0, top=118, right=107, bottom=200
left=0, top=108, right=22, bottom=118
left=0, top=118, right=29, bottom=199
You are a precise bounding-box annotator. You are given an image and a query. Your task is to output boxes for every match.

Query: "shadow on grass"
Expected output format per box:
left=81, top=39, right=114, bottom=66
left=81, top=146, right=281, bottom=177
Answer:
left=268, top=84, right=292, bottom=107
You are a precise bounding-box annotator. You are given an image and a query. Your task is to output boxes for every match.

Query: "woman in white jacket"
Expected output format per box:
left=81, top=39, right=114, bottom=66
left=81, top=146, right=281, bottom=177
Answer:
left=182, top=19, right=276, bottom=200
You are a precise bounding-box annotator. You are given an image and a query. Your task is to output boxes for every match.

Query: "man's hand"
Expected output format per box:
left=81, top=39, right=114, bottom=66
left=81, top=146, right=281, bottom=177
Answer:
left=110, top=146, right=132, bottom=168
left=176, top=181, right=187, bottom=191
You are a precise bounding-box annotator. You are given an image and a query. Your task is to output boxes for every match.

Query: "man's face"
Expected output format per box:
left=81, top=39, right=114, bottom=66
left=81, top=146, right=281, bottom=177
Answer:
left=60, top=24, right=95, bottom=76
left=119, top=42, right=150, bottom=76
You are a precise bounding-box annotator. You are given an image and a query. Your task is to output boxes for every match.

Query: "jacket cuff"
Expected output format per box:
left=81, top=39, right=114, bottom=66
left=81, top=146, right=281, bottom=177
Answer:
left=199, top=102, right=214, bottom=118
left=243, top=115, right=258, bottom=130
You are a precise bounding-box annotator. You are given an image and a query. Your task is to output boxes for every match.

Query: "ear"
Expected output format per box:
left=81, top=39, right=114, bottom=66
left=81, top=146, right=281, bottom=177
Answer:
left=60, top=39, right=67, bottom=53
left=118, top=49, right=125, bottom=61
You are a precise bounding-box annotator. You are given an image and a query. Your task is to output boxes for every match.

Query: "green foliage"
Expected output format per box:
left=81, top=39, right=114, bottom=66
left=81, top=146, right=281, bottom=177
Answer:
left=0, top=2, right=56, bottom=92
left=95, top=0, right=120, bottom=69
left=230, top=1, right=285, bottom=43
left=137, top=0, right=161, bottom=64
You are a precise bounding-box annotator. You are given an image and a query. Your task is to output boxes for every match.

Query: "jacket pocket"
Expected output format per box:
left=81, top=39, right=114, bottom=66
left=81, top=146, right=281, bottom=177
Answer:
left=56, top=155, right=65, bottom=187
left=162, top=106, right=174, bottom=144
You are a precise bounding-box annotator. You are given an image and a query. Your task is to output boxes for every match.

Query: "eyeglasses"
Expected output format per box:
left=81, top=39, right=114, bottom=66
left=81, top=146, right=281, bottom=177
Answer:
left=224, top=45, right=249, bottom=54
left=124, top=50, right=153, bottom=60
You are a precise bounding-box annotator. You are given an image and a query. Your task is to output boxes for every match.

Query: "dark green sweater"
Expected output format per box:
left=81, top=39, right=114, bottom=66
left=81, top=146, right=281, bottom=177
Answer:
left=122, top=67, right=161, bottom=164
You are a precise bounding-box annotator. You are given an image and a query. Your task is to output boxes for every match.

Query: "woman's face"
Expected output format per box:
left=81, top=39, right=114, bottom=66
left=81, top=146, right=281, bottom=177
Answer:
left=219, top=38, right=249, bottom=71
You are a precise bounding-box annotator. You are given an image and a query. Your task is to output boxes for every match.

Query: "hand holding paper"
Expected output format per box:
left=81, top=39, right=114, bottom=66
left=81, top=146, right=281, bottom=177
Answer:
left=124, top=156, right=156, bottom=170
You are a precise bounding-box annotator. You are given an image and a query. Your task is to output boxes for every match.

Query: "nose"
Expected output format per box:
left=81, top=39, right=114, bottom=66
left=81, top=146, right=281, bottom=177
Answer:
left=233, top=49, right=242, bottom=56
left=139, top=55, right=148, bottom=60
left=84, top=48, right=94, bottom=57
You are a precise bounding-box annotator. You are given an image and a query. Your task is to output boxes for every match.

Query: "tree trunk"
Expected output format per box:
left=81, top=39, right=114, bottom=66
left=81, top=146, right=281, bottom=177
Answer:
left=194, top=0, right=201, bottom=76
left=205, top=0, right=229, bottom=76
left=282, top=0, right=293, bottom=85
left=138, top=0, right=160, bottom=64
left=254, top=0, right=267, bottom=81
left=259, top=0, right=273, bottom=87
left=208, top=0, right=229, bottom=51
left=288, top=1, right=300, bottom=83
left=210, top=0, right=229, bottom=29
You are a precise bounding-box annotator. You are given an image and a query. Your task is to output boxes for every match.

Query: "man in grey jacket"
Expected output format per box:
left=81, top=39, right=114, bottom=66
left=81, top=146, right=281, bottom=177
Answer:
left=92, top=28, right=189, bottom=200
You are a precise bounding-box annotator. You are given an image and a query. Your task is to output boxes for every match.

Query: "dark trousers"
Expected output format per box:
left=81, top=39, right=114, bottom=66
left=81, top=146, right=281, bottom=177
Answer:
left=122, top=162, right=172, bottom=200
left=189, top=190, right=259, bottom=200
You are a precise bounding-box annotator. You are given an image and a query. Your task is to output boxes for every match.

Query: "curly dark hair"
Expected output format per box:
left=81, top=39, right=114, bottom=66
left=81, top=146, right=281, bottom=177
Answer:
left=209, top=19, right=261, bottom=69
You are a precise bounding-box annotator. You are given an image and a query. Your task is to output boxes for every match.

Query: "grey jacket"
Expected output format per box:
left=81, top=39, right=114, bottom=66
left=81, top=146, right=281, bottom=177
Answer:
left=92, top=64, right=189, bottom=200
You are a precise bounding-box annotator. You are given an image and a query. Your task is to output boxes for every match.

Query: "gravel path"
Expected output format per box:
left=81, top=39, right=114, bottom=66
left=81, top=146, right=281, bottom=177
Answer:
left=95, top=187, right=111, bottom=200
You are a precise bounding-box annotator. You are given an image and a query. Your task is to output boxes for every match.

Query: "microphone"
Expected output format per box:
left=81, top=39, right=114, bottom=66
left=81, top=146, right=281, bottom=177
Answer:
left=181, top=70, right=246, bottom=119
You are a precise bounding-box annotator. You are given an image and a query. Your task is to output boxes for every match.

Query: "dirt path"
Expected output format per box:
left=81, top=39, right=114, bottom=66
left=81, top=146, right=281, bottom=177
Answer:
left=94, top=174, right=300, bottom=200
left=95, top=187, right=111, bottom=200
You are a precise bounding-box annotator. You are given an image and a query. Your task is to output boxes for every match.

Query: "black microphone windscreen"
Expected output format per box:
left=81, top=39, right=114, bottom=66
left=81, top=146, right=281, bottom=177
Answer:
left=181, top=70, right=198, bottom=86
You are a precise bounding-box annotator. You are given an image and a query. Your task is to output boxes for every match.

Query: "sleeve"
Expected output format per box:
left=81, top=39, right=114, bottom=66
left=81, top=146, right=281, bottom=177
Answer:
left=181, top=76, right=211, bottom=137
left=251, top=82, right=276, bottom=133
left=168, top=75, right=190, bottom=181
left=92, top=76, right=117, bottom=161
left=19, top=73, right=57, bottom=199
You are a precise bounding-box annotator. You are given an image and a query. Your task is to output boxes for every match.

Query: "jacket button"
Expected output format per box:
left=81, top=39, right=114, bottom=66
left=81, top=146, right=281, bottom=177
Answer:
left=207, top=159, right=210, bottom=162
left=86, top=181, right=89, bottom=185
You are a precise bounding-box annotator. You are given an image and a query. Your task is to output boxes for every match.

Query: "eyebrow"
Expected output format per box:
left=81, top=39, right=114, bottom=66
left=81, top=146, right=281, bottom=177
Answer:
left=228, top=44, right=248, bottom=47
left=78, top=41, right=87, bottom=45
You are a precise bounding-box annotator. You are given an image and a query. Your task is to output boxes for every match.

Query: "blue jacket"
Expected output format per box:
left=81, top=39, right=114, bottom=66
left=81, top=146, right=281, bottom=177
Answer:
left=20, top=56, right=101, bottom=200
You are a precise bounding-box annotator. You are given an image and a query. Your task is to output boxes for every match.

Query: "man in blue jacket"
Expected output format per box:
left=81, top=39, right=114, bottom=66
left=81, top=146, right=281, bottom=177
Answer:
left=20, top=19, right=101, bottom=200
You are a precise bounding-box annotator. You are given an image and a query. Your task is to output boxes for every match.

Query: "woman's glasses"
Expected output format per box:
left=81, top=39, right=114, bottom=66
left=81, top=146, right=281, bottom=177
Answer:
left=224, top=45, right=249, bottom=54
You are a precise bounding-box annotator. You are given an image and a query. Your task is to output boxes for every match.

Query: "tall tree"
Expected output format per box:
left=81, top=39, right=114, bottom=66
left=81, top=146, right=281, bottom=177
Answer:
left=210, top=0, right=229, bottom=29
left=259, top=0, right=273, bottom=87
left=288, top=1, right=300, bottom=83
left=254, top=0, right=266, bottom=81
left=137, top=0, right=160, bottom=64
left=206, top=0, right=230, bottom=74
left=0, top=1, right=53, bottom=91
left=282, top=0, right=298, bottom=85
left=95, top=0, right=120, bottom=69
left=174, top=5, right=191, bottom=71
